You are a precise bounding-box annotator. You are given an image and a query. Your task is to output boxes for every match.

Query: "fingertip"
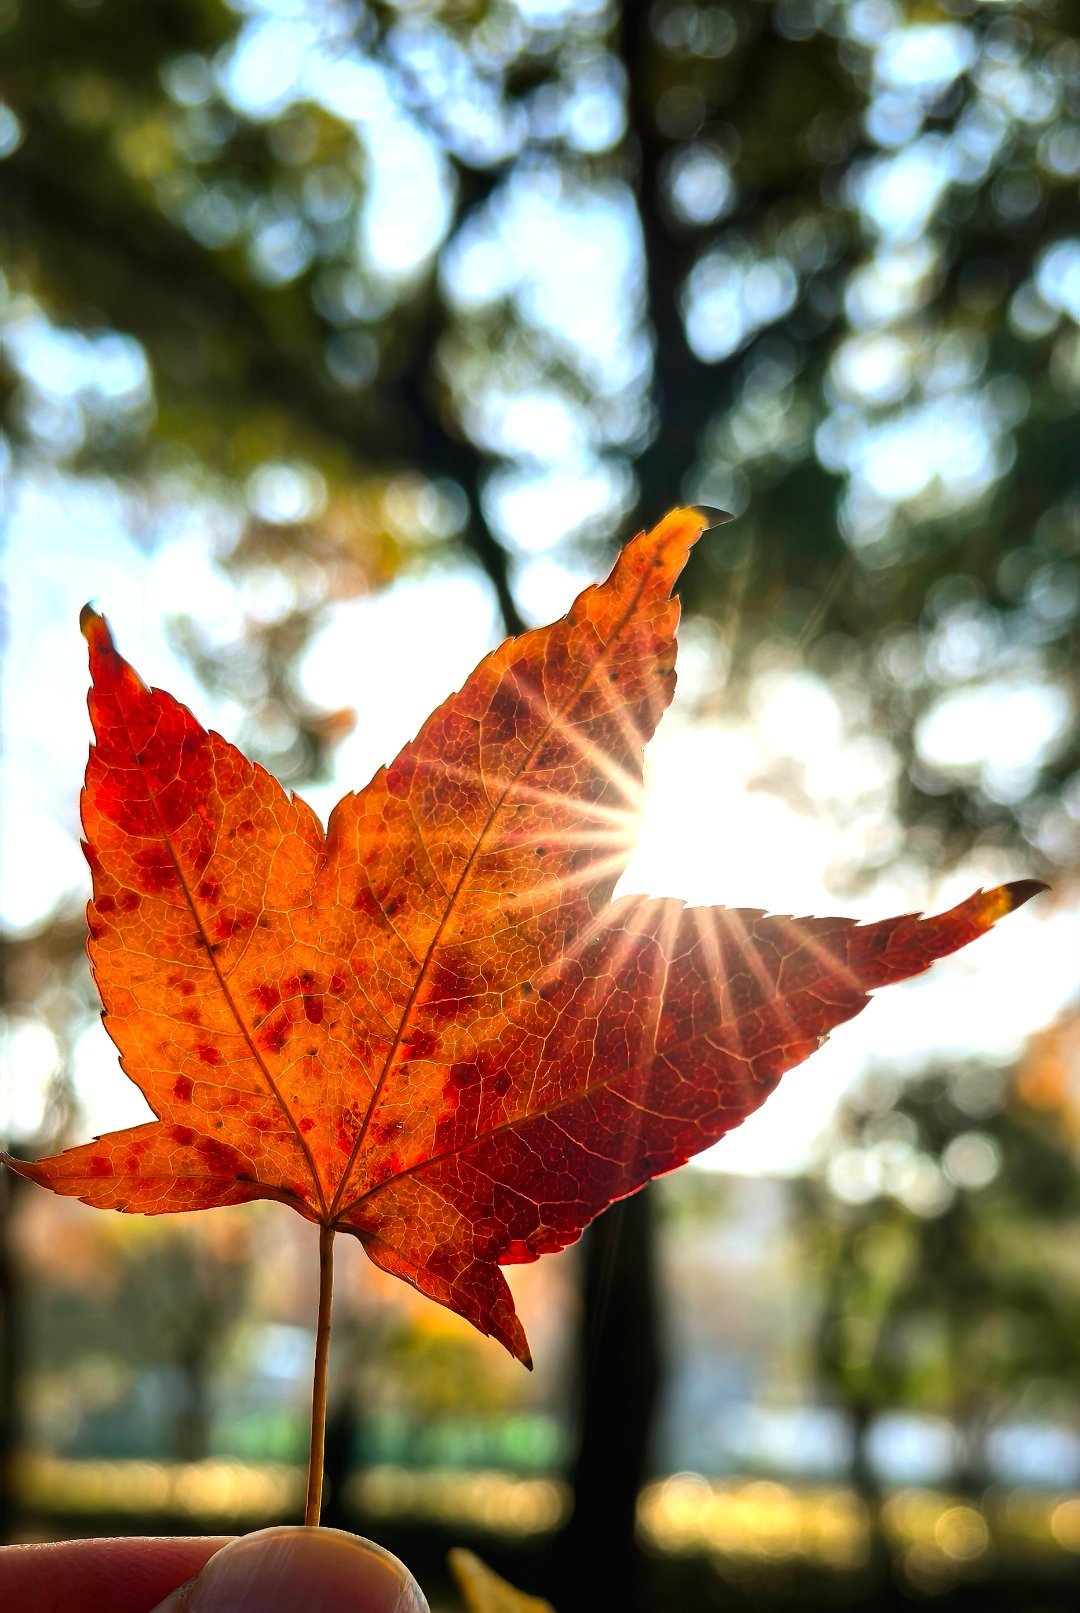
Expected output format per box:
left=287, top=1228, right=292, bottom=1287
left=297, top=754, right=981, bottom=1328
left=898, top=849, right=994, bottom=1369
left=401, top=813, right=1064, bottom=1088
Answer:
left=0, top=1536, right=231, bottom=1613
left=149, top=1527, right=428, bottom=1613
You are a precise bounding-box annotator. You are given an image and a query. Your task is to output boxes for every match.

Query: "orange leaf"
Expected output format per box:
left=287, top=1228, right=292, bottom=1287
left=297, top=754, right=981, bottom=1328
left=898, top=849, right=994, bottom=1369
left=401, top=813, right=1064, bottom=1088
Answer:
left=3, top=509, right=1045, bottom=1365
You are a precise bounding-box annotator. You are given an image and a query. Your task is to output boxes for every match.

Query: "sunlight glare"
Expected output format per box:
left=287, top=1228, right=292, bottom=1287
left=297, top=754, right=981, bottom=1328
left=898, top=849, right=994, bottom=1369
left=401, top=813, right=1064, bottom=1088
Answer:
left=615, top=707, right=1078, bottom=1178
left=617, top=719, right=841, bottom=916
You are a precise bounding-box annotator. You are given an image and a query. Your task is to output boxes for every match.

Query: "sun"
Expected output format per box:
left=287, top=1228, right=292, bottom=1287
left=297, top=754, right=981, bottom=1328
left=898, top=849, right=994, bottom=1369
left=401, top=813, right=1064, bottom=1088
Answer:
left=617, top=712, right=844, bottom=918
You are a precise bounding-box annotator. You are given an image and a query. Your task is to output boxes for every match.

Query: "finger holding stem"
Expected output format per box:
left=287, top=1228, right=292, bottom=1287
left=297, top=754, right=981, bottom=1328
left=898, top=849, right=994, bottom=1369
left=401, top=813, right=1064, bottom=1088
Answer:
left=305, top=1223, right=335, bottom=1527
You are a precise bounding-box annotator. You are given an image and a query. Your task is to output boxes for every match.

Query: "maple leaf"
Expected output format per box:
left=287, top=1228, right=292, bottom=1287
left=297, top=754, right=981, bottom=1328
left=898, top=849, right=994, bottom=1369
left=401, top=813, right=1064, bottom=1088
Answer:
left=3, top=509, right=1043, bottom=1373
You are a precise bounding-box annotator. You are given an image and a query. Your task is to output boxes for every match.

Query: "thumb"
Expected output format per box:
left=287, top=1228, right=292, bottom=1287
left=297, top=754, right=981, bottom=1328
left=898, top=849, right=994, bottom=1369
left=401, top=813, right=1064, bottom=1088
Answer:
left=148, top=1526, right=428, bottom=1613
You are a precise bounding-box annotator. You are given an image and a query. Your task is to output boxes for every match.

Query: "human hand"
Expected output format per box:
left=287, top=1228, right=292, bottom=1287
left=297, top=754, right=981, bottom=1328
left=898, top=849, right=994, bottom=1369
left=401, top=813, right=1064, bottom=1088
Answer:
left=0, top=1525, right=429, bottom=1612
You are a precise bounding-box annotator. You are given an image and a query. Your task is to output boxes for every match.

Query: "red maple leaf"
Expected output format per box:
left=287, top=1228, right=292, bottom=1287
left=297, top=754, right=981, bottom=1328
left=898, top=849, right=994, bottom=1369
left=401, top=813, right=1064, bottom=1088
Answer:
left=4, top=509, right=1043, bottom=1370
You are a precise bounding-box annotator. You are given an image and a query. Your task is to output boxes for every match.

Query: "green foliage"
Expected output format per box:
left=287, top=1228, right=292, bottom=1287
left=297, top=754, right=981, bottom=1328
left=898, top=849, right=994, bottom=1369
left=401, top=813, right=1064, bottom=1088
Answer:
left=800, top=1049, right=1080, bottom=1481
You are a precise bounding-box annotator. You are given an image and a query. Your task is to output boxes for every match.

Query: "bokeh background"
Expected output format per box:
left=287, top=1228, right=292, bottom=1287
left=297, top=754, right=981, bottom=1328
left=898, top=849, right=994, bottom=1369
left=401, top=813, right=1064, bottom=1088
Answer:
left=1, top=2, right=1078, bottom=1610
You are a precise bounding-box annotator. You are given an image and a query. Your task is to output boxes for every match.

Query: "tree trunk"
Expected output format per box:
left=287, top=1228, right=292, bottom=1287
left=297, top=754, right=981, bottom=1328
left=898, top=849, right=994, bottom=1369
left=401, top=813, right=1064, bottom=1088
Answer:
left=552, top=1188, right=662, bottom=1613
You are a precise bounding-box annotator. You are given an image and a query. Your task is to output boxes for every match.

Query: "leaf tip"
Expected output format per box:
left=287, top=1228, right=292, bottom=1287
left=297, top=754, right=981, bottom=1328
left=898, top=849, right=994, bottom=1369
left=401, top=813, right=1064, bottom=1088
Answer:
left=80, top=604, right=116, bottom=656
left=1, top=1150, right=38, bottom=1185
left=999, top=878, right=1050, bottom=914
left=692, top=504, right=736, bottom=529
left=499, top=1310, right=533, bottom=1369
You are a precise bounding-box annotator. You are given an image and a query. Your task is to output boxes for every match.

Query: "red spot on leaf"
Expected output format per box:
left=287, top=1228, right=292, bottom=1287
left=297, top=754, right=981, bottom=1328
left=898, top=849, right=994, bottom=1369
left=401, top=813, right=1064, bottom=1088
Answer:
left=215, top=911, right=254, bottom=941
left=257, top=1012, right=291, bottom=1055
left=500, top=1240, right=535, bottom=1264
left=195, top=1136, right=237, bottom=1168
left=429, top=958, right=472, bottom=1011
left=134, top=846, right=177, bottom=893
left=335, top=1114, right=360, bottom=1155
left=367, top=1119, right=403, bottom=1146
left=444, top=1062, right=474, bottom=1093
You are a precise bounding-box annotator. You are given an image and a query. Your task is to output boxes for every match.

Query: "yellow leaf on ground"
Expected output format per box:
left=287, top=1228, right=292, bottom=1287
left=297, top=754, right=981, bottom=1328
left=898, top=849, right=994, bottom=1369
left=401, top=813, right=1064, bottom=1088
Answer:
left=448, top=1547, right=556, bottom=1613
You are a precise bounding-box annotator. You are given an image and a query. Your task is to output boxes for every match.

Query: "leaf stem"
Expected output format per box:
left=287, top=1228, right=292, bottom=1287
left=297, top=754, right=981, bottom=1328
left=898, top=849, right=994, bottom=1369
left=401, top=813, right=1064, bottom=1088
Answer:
left=305, top=1223, right=335, bottom=1527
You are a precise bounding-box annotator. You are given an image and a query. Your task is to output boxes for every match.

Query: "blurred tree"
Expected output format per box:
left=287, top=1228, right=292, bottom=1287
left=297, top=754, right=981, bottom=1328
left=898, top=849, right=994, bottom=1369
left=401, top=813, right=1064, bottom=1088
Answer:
left=552, top=1189, right=661, bottom=1613
left=0, top=916, right=85, bottom=1527
left=116, top=1222, right=252, bottom=1461
left=22, top=1212, right=252, bottom=1462
left=3, top=0, right=1078, bottom=1590
left=799, top=1026, right=1080, bottom=1598
left=3, top=0, right=1077, bottom=850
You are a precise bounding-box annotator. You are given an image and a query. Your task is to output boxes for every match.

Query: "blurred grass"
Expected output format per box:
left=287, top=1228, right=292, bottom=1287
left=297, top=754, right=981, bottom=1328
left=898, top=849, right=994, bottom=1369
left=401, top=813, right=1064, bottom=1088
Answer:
left=13, top=1453, right=1080, bottom=1573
